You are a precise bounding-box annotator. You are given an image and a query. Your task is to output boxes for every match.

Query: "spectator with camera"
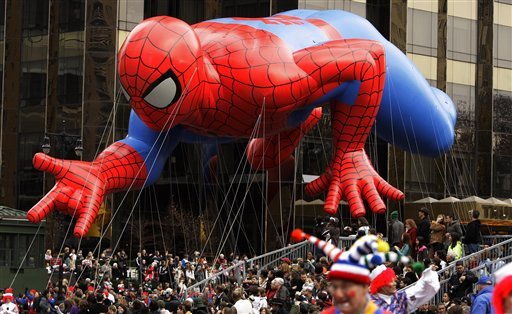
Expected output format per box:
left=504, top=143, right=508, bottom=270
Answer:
left=322, top=217, right=341, bottom=247
left=448, top=261, right=478, bottom=299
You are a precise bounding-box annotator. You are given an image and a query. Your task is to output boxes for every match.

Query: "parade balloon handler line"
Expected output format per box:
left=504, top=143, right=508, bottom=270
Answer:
left=73, top=71, right=197, bottom=287
left=44, top=93, right=120, bottom=288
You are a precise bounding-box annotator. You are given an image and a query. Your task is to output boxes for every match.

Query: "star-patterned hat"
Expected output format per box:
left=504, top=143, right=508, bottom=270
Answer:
left=291, top=229, right=408, bottom=284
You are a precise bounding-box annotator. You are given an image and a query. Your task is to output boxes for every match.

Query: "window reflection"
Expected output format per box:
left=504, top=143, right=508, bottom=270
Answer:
left=494, top=156, right=512, bottom=196
left=494, top=91, right=512, bottom=133
left=407, top=8, right=437, bottom=56
left=493, top=24, right=512, bottom=69
left=447, top=83, right=475, bottom=130
left=22, top=0, right=48, bottom=36
left=119, top=0, right=144, bottom=31
left=447, top=16, right=477, bottom=63
left=59, top=0, right=85, bottom=33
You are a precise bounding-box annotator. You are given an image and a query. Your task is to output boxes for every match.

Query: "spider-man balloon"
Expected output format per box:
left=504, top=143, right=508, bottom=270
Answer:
left=28, top=10, right=456, bottom=237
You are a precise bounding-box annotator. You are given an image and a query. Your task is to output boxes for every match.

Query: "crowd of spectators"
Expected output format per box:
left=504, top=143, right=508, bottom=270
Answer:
left=1, top=207, right=509, bottom=314
left=385, top=208, right=508, bottom=314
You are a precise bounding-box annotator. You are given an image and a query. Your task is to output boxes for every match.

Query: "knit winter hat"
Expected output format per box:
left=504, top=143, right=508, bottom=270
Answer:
left=291, top=229, right=408, bottom=285
left=493, top=262, right=512, bottom=314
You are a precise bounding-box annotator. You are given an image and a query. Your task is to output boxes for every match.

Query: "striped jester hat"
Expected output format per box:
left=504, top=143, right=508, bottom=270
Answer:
left=291, top=229, right=408, bottom=284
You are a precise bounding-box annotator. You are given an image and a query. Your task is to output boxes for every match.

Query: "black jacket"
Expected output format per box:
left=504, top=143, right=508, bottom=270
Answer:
left=448, top=269, right=478, bottom=299
left=417, top=218, right=431, bottom=244
left=463, top=219, right=482, bottom=244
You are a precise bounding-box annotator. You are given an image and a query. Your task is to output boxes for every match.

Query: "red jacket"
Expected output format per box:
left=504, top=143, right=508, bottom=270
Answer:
left=406, top=227, right=417, bottom=257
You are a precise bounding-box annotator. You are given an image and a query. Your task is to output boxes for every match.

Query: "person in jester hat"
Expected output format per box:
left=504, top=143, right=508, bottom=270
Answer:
left=1, top=288, right=19, bottom=314
left=369, top=261, right=440, bottom=314
left=291, top=228, right=409, bottom=314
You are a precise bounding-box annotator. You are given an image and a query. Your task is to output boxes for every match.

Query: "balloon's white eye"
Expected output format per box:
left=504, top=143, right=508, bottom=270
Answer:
left=120, top=85, right=131, bottom=102
left=144, top=75, right=180, bottom=109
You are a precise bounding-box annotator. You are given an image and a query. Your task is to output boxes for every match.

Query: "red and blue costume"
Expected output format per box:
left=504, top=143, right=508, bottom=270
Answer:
left=27, top=10, right=456, bottom=237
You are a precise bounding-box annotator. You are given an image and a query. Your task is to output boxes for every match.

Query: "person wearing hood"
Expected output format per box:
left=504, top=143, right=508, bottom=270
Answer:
left=470, top=276, right=495, bottom=314
left=463, top=210, right=482, bottom=254
left=388, top=211, right=404, bottom=247
left=445, top=215, right=463, bottom=238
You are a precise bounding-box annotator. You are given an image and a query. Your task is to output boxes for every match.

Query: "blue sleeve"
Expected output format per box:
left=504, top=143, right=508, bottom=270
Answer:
left=119, top=110, right=183, bottom=185
left=469, top=297, right=485, bottom=314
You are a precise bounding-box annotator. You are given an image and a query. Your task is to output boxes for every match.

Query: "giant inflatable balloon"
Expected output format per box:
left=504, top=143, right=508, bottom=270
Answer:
left=27, top=10, right=456, bottom=237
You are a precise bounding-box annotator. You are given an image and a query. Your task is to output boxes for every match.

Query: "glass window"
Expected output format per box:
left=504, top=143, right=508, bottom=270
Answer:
left=447, top=16, right=477, bottom=63
left=58, top=57, right=83, bottom=106
left=407, top=8, right=437, bottom=56
left=494, top=24, right=512, bottom=69
left=17, top=133, right=44, bottom=209
left=494, top=91, right=512, bottom=133
left=120, top=0, right=144, bottom=30
left=22, top=0, right=49, bottom=37
left=0, top=0, right=5, bottom=39
left=59, top=0, right=85, bottom=33
left=446, top=83, right=475, bottom=155
left=447, top=83, right=475, bottom=129
left=445, top=155, right=475, bottom=197
left=405, top=154, right=437, bottom=184
left=493, top=132, right=512, bottom=157
left=494, top=156, right=512, bottom=196
left=20, top=63, right=46, bottom=107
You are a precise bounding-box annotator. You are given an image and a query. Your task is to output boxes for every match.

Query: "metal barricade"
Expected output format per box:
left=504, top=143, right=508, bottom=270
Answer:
left=426, top=255, right=512, bottom=306
left=246, top=241, right=314, bottom=275
left=183, top=240, right=314, bottom=299
left=399, top=236, right=512, bottom=298
left=481, top=235, right=512, bottom=246
left=183, top=260, right=245, bottom=299
left=338, top=236, right=356, bottom=250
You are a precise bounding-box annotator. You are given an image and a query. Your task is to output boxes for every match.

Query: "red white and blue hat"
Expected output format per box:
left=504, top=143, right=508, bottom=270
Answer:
left=493, top=262, right=512, bottom=314
left=291, top=229, right=407, bottom=285
left=2, top=288, right=14, bottom=303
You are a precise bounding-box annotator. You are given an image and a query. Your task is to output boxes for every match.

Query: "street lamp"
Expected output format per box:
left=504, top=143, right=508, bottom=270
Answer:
left=42, top=136, right=51, bottom=154
left=40, top=120, right=83, bottom=158
left=74, top=139, right=83, bottom=158
left=39, top=120, right=83, bottom=301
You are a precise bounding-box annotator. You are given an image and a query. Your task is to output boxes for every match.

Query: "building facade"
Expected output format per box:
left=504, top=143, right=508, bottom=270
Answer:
left=299, top=0, right=512, bottom=204
left=0, top=0, right=510, bottom=253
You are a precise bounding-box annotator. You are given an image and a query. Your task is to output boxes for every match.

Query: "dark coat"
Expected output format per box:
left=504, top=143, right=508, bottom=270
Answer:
left=417, top=218, right=431, bottom=244
left=463, top=220, right=482, bottom=244
left=446, top=220, right=463, bottom=237
left=448, top=269, right=478, bottom=299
